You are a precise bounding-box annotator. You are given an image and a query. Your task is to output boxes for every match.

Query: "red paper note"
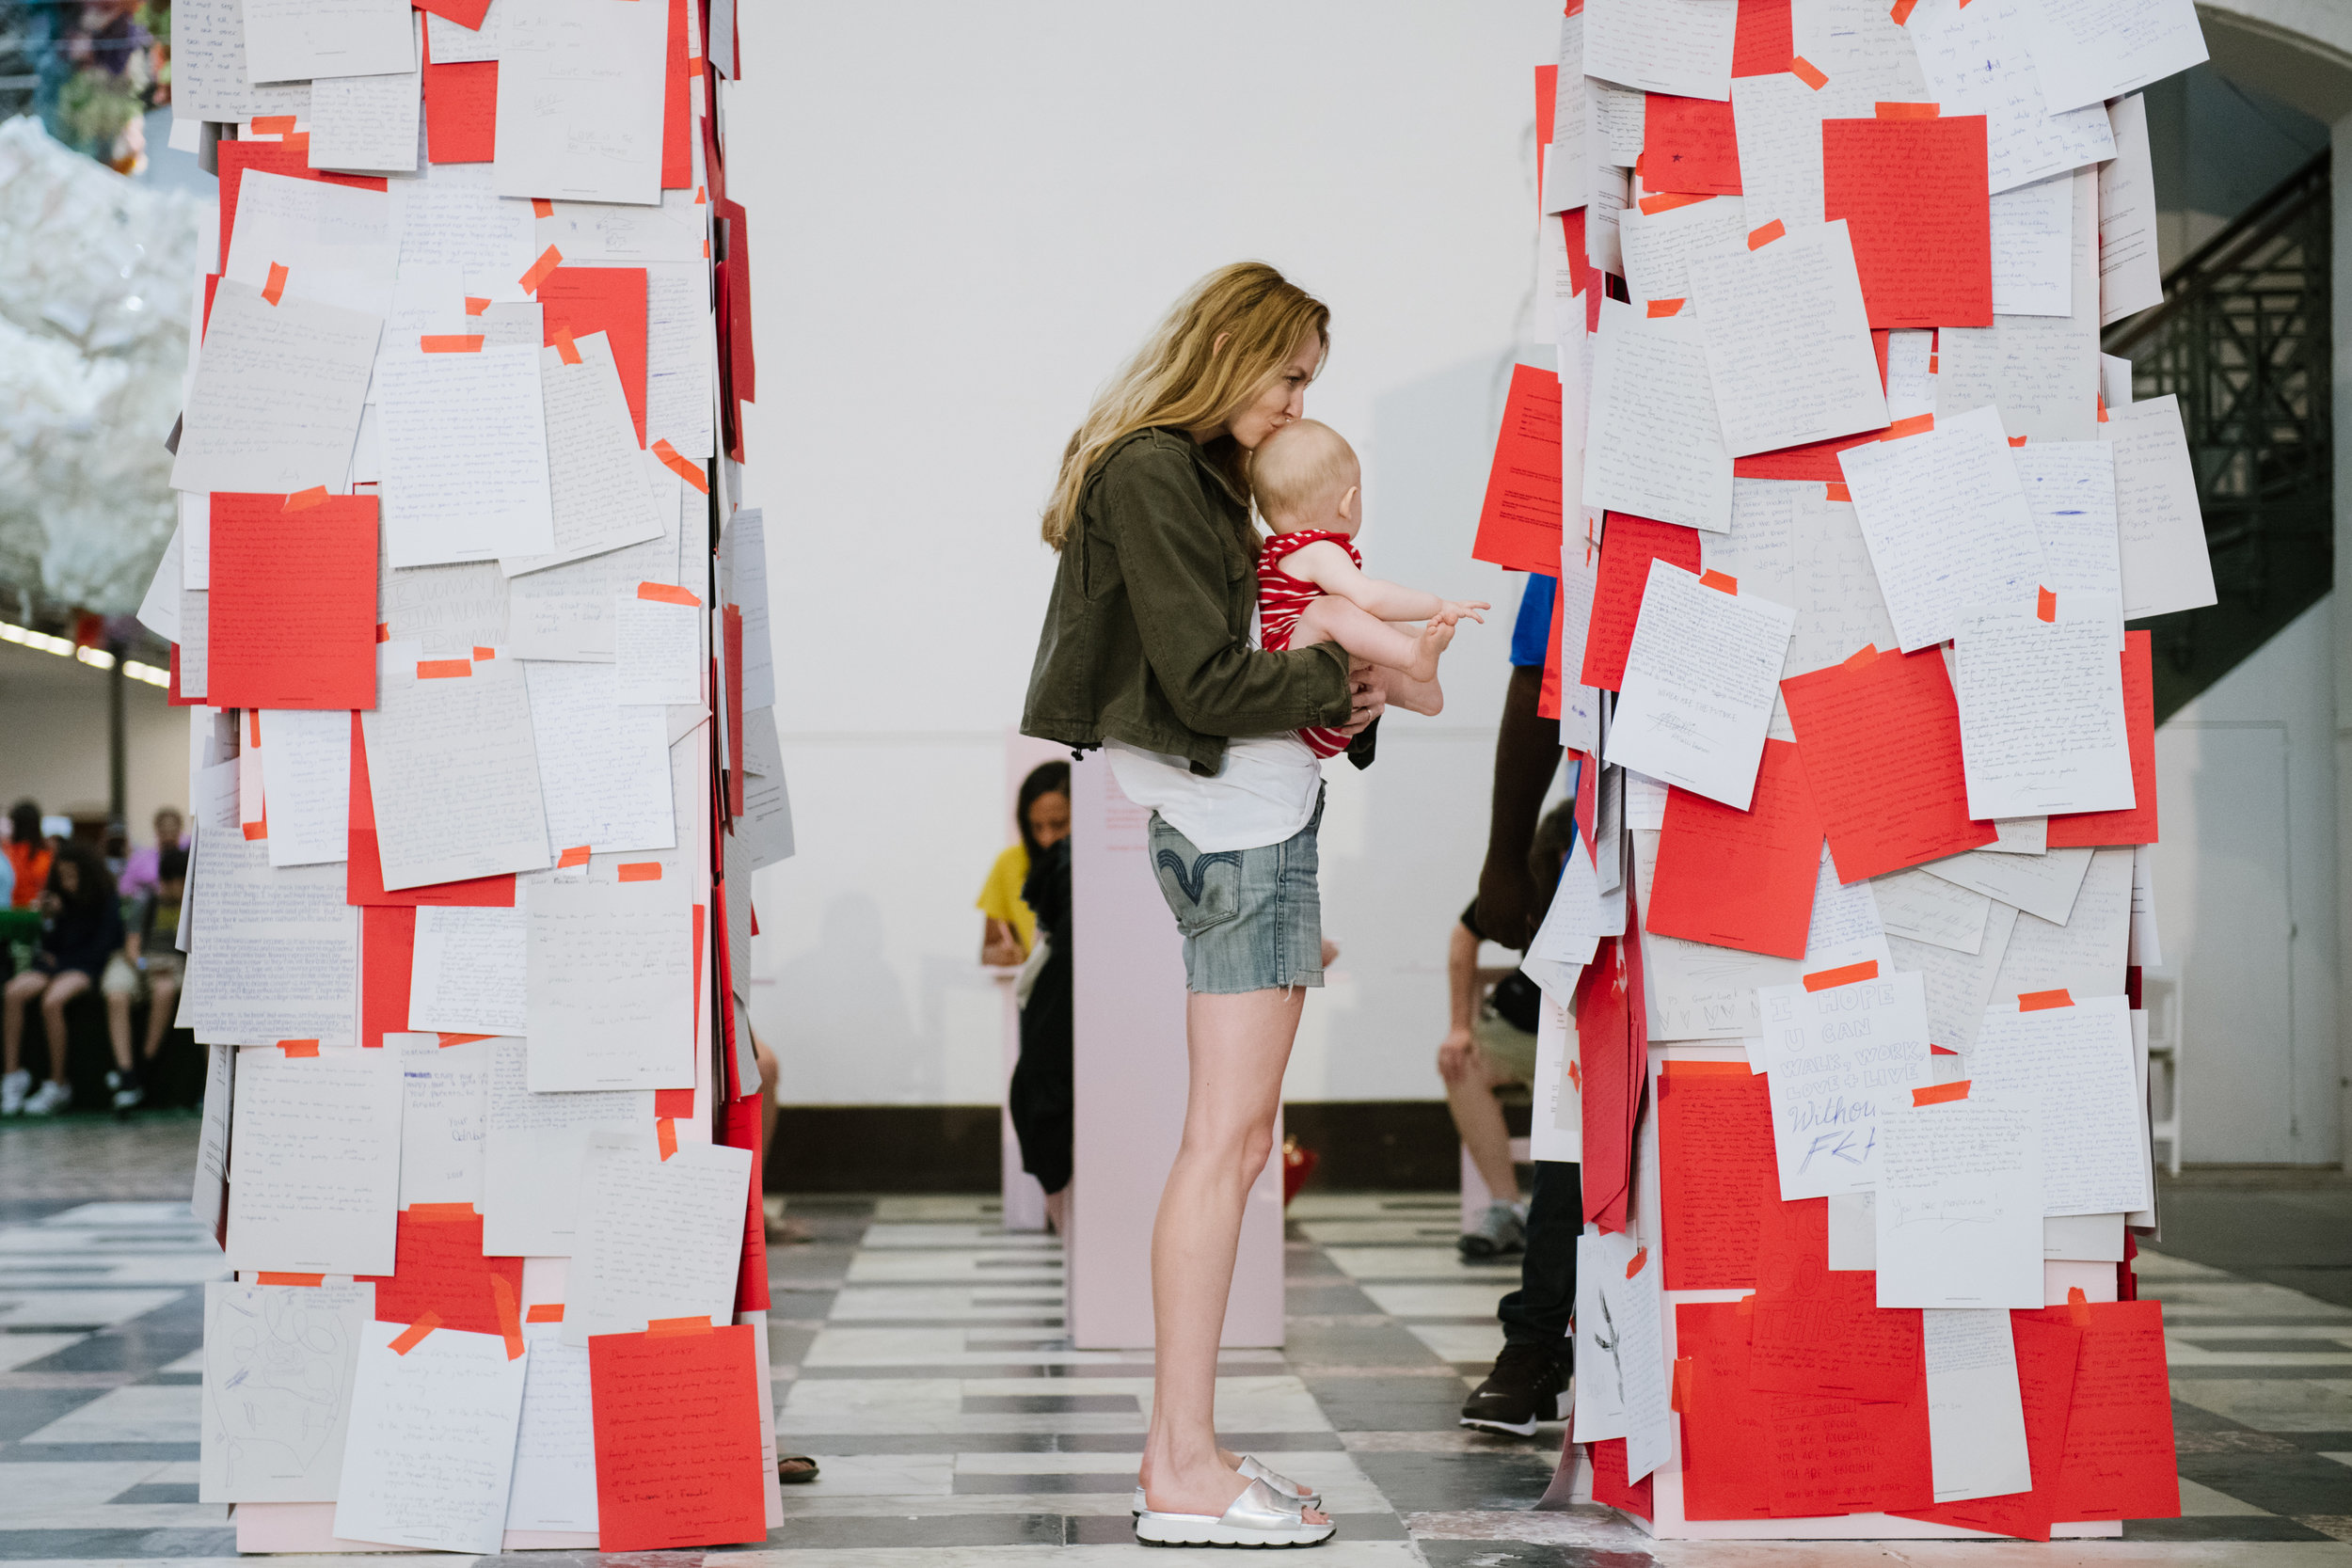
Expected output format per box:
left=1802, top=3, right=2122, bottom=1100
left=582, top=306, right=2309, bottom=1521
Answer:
left=1576, top=934, right=1642, bottom=1234
left=206, top=493, right=376, bottom=710
left=1647, top=738, right=1823, bottom=957
left=1658, top=1065, right=1778, bottom=1289
left=1587, top=1437, right=1654, bottom=1521
left=215, top=142, right=385, bottom=273
left=1644, top=94, right=1741, bottom=196
left=345, top=715, right=518, bottom=908
left=1750, top=1268, right=1925, bottom=1404
left=662, top=0, right=691, bottom=188
left=1781, top=646, right=1998, bottom=881
left=1734, top=330, right=1892, bottom=480
left=1536, top=575, right=1567, bottom=722
left=1470, top=363, right=1565, bottom=573
left=1765, top=1385, right=1934, bottom=1516
left=536, top=267, right=650, bottom=447
left=2045, top=629, right=2157, bottom=847
left=1897, top=1309, right=2083, bottom=1540
left=1581, top=513, right=1703, bottom=690
left=589, top=1323, right=770, bottom=1550
left=1821, top=116, right=1994, bottom=328
left=2036, top=1299, right=2179, bottom=1522
left=1732, top=0, right=1794, bottom=77
left=360, top=906, right=415, bottom=1051
left=1677, top=1301, right=1776, bottom=1519
left=723, top=1092, right=770, bottom=1313
left=718, top=199, right=755, bottom=404
left=423, top=58, right=496, bottom=164
left=358, top=1209, right=526, bottom=1336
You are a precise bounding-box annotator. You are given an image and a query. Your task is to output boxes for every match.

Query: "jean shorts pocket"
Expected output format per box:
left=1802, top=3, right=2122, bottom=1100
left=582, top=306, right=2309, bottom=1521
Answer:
left=1151, top=841, right=1244, bottom=937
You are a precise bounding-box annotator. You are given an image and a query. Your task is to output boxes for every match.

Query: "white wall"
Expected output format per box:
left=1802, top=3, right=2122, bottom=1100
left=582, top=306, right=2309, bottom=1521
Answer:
left=0, top=640, right=184, bottom=843
left=2152, top=596, right=2341, bottom=1164
left=731, top=4, right=1558, bottom=1103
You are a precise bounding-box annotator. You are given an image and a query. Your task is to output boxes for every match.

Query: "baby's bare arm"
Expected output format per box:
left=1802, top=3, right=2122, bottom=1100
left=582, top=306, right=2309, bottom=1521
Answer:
left=1279, top=540, right=1475, bottom=625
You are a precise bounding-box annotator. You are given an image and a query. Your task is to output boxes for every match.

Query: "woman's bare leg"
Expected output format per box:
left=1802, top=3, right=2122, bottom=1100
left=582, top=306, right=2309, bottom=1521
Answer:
left=3, top=971, right=42, bottom=1074
left=40, top=971, right=89, bottom=1085
left=143, top=977, right=177, bottom=1060
left=1293, top=595, right=1454, bottom=683
left=1137, top=987, right=1328, bottom=1525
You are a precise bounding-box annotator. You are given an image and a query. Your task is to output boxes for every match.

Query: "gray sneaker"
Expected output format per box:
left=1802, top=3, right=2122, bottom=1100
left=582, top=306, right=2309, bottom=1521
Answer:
left=1458, top=1201, right=1526, bottom=1260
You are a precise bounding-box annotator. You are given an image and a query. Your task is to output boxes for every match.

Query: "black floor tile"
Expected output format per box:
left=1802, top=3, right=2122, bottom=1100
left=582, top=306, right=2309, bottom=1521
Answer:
left=0, top=1441, right=200, bottom=1462
left=18, top=1329, right=200, bottom=1375
left=1284, top=1284, right=1387, bottom=1315
left=0, top=1528, right=238, bottom=1558
left=955, top=1471, right=1133, bottom=1494
left=0, top=1387, right=112, bottom=1443
left=1054, top=1431, right=1346, bottom=1453
left=762, top=1512, right=1067, bottom=1547
left=2121, top=1514, right=2337, bottom=1541
left=961, top=1392, right=1139, bottom=1414
left=2177, top=1453, right=2352, bottom=1516
left=1355, top=1451, right=1561, bottom=1512
left=108, top=1481, right=199, bottom=1503
left=777, top=1433, right=1068, bottom=1454
left=1288, top=1321, right=1452, bottom=1367
left=2172, top=1337, right=2352, bottom=1354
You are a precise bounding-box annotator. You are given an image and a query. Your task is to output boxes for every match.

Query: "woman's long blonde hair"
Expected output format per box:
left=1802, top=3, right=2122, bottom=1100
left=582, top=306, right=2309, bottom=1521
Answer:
left=1041, top=262, right=1330, bottom=550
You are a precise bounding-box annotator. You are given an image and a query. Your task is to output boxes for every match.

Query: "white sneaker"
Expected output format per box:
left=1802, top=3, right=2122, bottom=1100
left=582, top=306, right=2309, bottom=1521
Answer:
left=1, top=1069, right=27, bottom=1115
left=23, top=1080, right=70, bottom=1116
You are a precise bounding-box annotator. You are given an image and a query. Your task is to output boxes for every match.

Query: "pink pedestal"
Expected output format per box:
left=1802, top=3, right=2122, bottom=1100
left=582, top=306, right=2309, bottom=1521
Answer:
left=1067, top=754, right=1284, bottom=1350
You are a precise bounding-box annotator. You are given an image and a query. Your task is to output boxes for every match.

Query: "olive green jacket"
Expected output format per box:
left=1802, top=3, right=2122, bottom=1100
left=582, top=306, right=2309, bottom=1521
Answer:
left=1021, top=427, right=1354, bottom=776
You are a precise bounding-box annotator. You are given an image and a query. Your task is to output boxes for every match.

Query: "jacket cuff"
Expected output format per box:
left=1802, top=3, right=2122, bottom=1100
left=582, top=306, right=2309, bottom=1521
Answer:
left=1311, top=641, right=1355, bottom=725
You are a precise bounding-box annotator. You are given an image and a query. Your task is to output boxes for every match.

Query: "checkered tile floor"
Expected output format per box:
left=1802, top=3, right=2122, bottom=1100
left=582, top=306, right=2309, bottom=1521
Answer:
left=2, top=1117, right=2349, bottom=1563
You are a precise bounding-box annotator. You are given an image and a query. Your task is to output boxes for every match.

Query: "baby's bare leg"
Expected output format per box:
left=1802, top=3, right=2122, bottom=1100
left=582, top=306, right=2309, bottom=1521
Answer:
left=1380, top=663, right=1445, bottom=718
left=1295, top=595, right=1454, bottom=684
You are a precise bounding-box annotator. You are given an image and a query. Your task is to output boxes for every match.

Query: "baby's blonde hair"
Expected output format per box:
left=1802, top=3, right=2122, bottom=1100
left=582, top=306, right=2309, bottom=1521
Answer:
left=1249, top=419, right=1358, bottom=529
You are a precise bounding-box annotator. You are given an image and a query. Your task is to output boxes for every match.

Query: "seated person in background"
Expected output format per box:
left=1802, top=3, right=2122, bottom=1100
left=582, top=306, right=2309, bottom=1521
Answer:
left=1250, top=420, right=1487, bottom=753
left=1441, top=802, right=1579, bottom=1261
left=100, top=847, right=185, bottom=1114
left=1, top=843, right=124, bottom=1115
left=118, top=807, right=186, bottom=902
left=977, top=762, right=1072, bottom=967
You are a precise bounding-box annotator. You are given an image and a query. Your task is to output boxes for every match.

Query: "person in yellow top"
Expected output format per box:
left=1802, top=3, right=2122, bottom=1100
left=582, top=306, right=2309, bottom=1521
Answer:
left=977, top=762, right=1071, bottom=965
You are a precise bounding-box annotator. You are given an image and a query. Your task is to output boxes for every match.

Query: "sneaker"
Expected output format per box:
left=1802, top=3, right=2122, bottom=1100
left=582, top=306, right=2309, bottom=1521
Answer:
left=23, top=1080, right=70, bottom=1116
left=107, top=1070, right=143, bottom=1116
left=1460, top=1341, right=1571, bottom=1436
left=1457, top=1200, right=1526, bottom=1260
left=1, top=1069, right=26, bottom=1115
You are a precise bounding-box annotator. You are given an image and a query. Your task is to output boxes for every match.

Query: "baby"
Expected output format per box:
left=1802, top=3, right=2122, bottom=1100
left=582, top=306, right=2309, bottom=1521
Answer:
left=1251, top=420, right=1488, bottom=756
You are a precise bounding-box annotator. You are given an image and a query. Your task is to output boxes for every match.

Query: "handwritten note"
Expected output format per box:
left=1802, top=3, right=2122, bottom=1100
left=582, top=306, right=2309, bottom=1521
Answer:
left=564, top=1132, right=753, bottom=1346
left=409, top=905, right=529, bottom=1036
left=1689, top=219, right=1887, bottom=456
left=1988, top=173, right=2074, bottom=317
left=226, top=1045, right=401, bottom=1275
left=183, top=833, right=358, bottom=1045
left=1617, top=193, right=1748, bottom=314
left=481, top=1038, right=652, bottom=1256
left=527, top=661, right=678, bottom=858
left=1968, top=993, right=2151, bottom=1215
left=206, top=491, right=376, bottom=710
left=1820, top=115, right=1994, bottom=328
left=493, top=0, right=669, bottom=206
left=1584, top=0, right=1739, bottom=99
left=256, top=706, right=353, bottom=868
left=1954, top=591, right=2135, bottom=818
left=1785, top=486, right=1898, bottom=677
left=2018, top=0, right=2208, bottom=115
left=360, top=643, right=552, bottom=889
left=1870, top=868, right=1992, bottom=955
left=1606, top=560, right=1795, bottom=809
left=389, top=162, right=537, bottom=294
left=394, top=1034, right=488, bottom=1208
left=2098, top=95, right=2164, bottom=325
left=2103, top=394, right=2216, bottom=620
left=333, top=1319, right=528, bottom=1552
left=199, top=1280, right=373, bottom=1502
left=309, top=22, right=423, bottom=175
left=526, top=879, right=694, bottom=1091
left=170, top=0, right=310, bottom=122
left=1874, top=1091, right=2045, bottom=1307
left=1938, top=168, right=2100, bottom=439
left=587, top=1323, right=769, bottom=1549
left=613, top=592, right=702, bottom=705
left=507, top=1322, right=599, bottom=1531
left=1919, top=1308, right=2036, bottom=1501
left=172, top=281, right=382, bottom=497
left=376, top=344, right=556, bottom=566
left=2015, top=441, right=2121, bottom=621
left=1837, top=406, right=2045, bottom=651
left=503, top=332, right=665, bottom=575
left=1909, top=0, right=2115, bottom=192
left=1756, top=969, right=1932, bottom=1197
left=1583, top=298, right=1733, bottom=531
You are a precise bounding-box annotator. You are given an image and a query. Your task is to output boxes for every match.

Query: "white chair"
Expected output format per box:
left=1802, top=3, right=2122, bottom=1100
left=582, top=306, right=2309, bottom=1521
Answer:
left=2142, top=969, right=2184, bottom=1177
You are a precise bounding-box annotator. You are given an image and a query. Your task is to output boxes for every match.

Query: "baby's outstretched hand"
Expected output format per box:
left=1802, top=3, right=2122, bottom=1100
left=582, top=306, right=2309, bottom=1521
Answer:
left=1434, top=599, right=1492, bottom=626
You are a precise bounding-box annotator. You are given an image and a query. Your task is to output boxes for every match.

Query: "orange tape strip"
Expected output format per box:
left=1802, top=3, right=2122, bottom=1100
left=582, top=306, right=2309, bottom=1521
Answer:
left=1804, top=959, right=1879, bottom=991
left=421, top=335, right=484, bottom=353
left=490, top=1274, right=524, bottom=1359
left=2009, top=435, right=2029, bottom=448
left=1625, top=1246, right=1648, bottom=1278
left=1646, top=297, right=1685, bottom=317
left=375, top=622, right=391, bottom=643
left=1699, top=569, right=1737, bottom=594
left=518, top=244, right=564, bottom=294
left=417, top=658, right=471, bottom=679
left=1671, top=1355, right=1695, bottom=1413
left=465, top=296, right=491, bottom=316
left=1912, top=1079, right=1971, bottom=1106
left=1888, top=0, right=1920, bottom=25
left=1876, top=101, right=1938, bottom=118
left=389, top=1310, right=442, bottom=1354
left=256, top=1272, right=325, bottom=1286
left=262, top=261, right=289, bottom=306
left=647, top=1315, right=714, bottom=1336
left=437, top=1032, right=493, bottom=1047
left=473, top=646, right=497, bottom=661
left=2066, top=1285, right=2091, bottom=1325
left=1747, top=219, right=1786, bottom=250
left=2096, top=393, right=2108, bottom=423
left=525, top=1303, right=564, bottom=1323
left=637, top=580, right=702, bottom=607
left=2019, top=988, right=2074, bottom=1011
left=1635, top=191, right=1710, bottom=216
left=251, top=115, right=297, bottom=135
left=1790, top=55, right=1828, bottom=90
left=650, top=437, right=711, bottom=494
left=279, top=1039, right=320, bottom=1056
left=532, top=198, right=554, bottom=218
left=242, top=821, right=267, bottom=841
left=657, top=1117, right=678, bottom=1161
left=1824, top=481, right=1852, bottom=502
left=618, top=863, right=663, bottom=882
left=2036, top=586, right=2057, bottom=623
left=1840, top=643, right=1878, bottom=670
left=557, top=845, right=593, bottom=868
left=1662, top=1060, right=1750, bottom=1078
left=283, top=485, right=328, bottom=512
left=409, top=1202, right=475, bottom=1222
left=1883, top=413, right=1935, bottom=439
left=555, top=326, right=581, bottom=366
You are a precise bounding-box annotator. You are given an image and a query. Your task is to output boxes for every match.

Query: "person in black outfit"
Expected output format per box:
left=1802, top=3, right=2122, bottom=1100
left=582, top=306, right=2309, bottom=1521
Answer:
left=1010, top=833, right=1073, bottom=1232
left=1, top=842, right=125, bottom=1117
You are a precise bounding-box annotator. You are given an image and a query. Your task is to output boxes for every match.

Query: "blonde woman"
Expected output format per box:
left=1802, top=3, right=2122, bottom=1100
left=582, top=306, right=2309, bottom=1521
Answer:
left=1023, top=263, right=1381, bottom=1548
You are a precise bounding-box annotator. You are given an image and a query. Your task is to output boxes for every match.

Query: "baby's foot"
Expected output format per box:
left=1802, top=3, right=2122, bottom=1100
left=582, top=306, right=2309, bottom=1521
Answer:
left=1406, top=617, right=1455, bottom=683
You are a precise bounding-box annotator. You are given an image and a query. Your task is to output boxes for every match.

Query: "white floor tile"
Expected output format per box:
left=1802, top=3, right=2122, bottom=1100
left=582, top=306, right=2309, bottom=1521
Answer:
left=1320, top=1246, right=1518, bottom=1282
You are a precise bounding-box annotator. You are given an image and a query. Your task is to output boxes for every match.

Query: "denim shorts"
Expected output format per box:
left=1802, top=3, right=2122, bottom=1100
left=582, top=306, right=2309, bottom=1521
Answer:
left=1145, top=789, right=1325, bottom=995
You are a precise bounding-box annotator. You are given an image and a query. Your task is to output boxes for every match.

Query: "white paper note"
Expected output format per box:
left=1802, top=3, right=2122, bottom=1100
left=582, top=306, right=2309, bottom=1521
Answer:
left=1758, top=968, right=1933, bottom=1197
left=1593, top=1228, right=1673, bottom=1482
left=1988, top=174, right=2074, bottom=317
left=390, top=162, right=537, bottom=296
left=199, top=1280, right=373, bottom=1502
left=308, top=24, right=422, bottom=175
left=1605, top=562, right=1794, bottom=809
left=2020, top=0, right=2207, bottom=116
left=394, top=1034, right=489, bottom=1208
left=1727, top=71, right=1828, bottom=239
left=1869, top=868, right=1991, bottom=955
left=225, top=170, right=400, bottom=317
left=526, top=878, right=694, bottom=1091
left=1837, top=406, right=2045, bottom=651
left=482, top=1039, right=652, bottom=1256
left=527, top=660, right=678, bottom=856
left=1920, top=844, right=2092, bottom=924
left=1968, top=993, right=2151, bottom=1215
left=1937, top=169, right=2101, bottom=440
left=2103, top=394, right=2217, bottom=621
left=1688, top=220, right=1888, bottom=455
left=360, top=643, right=551, bottom=888
left=1875, top=1091, right=2046, bottom=1308
left=333, top=1321, right=527, bottom=1553
left=2015, top=440, right=2121, bottom=623
left=1786, top=487, right=1899, bottom=676
left=172, top=0, right=311, bottom=121
left=645, top=261, right=718, bottom=462
left=1585, top=0, right=1739, bottom=99
left=1987, top=847, right=2129, bottom=1021
left=502, top=332, right=665, bottom=575
left=1908, top=0, right=2115, bottom=192
left=1618, top=195, right=1747, bottom=315
left=509, top=592, right=617, bottom=661
left=244, top=0, right=414, bottom=83
left=2098, top=94, right=2164, bottom=326
left=492, top=0, right=669, bottom=206
left=1584, top=299, right=1733, bottom=531
left=256, top=707, right=351, bottom=868
left=376, top=345, right=556, bottom=567
left=563, top=1132, right=753, bottom=1347
left=183, top=834, right=358, bottom=1046
left=409, top=906, right=529, bottom=1036
left=719, top=506, right=774, bottom=711
left=505, top=1322, right=598, bottom=1531
left=1920, top=1308, right=2037, bottom=1500
left=613, top=592, right=703, bottom=705
left=226, top=1045, right=401, bottom=1275
left=536, top=189, right=708, bottom=264
left=172, top=281, right=381, bottom=496
left=1954, top=591, right=2135, bottom=818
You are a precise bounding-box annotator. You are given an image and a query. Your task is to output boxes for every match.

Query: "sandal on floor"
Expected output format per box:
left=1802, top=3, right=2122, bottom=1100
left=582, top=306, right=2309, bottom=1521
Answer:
left=777, top=1455, right=819, bottom=1483
left=1132, top=1457, right=1321, bottom=1516
left=1134, top=1478, right=1334, bottom=1548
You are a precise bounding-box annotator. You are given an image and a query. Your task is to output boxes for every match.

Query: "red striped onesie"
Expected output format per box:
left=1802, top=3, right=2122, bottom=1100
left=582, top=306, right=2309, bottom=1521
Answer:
left=1258, top=528, right=1362, bottom=760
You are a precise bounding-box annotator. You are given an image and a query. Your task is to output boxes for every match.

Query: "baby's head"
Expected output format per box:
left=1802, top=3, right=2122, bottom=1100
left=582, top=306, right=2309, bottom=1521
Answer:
left=1251, top=419, right=1360, bottom=536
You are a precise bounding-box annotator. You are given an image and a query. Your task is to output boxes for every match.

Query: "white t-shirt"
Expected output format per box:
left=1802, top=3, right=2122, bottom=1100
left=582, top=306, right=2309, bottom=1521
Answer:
left=1105, top=734, right=1321, bottom=853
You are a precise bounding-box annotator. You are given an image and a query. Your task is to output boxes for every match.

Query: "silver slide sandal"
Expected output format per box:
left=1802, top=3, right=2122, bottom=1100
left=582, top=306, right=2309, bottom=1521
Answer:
left=1134, top=1477, right=1335, bottom=1548
left=1132, top=1456, right=1322, bottom=1516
